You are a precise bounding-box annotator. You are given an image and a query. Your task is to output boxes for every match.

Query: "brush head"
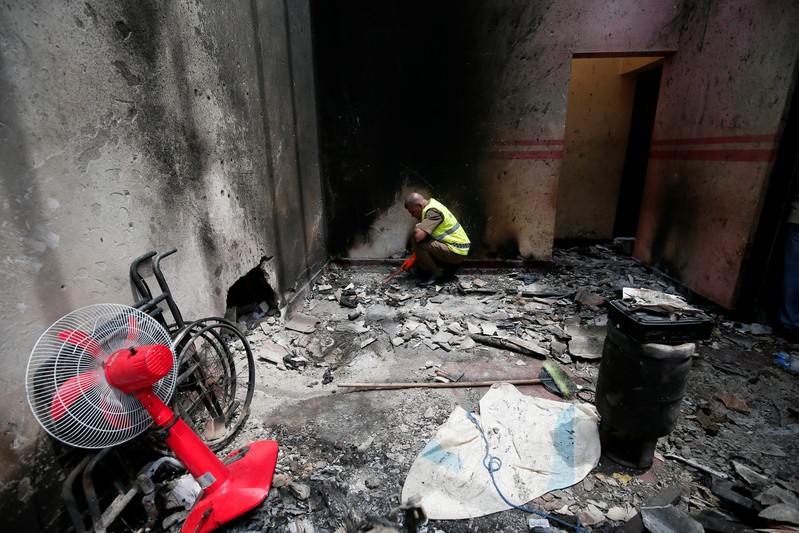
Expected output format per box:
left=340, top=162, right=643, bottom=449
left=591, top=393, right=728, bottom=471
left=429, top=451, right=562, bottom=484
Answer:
left=539, top=360, right=577, bottom=399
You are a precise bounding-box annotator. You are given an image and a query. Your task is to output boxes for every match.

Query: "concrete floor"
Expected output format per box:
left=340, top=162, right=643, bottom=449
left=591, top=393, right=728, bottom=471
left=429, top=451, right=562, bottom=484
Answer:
left=211, top=245, right=799, bottom=533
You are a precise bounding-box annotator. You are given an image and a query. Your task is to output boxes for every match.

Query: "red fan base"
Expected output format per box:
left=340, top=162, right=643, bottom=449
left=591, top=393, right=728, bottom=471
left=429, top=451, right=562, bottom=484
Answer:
left=105, top=345, right=278, bottom=533
left=139, top=388, right=278, bottom=533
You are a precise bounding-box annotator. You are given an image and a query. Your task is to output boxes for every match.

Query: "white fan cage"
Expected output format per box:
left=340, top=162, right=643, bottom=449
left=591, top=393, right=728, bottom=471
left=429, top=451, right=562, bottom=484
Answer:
left=25, top=304, right=177, bottom=449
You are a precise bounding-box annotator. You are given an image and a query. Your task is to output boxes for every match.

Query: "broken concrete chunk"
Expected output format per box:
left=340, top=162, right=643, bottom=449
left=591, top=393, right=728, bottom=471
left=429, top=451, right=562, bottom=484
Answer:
left=564, top=324, right=606, bottom=360
left=391, top=337, right=405, bottom=347
left=469, top=334, right=547, bottom=358
left=466, top=321, right=481, bottom=334
left=550, top=338, right=568, bottom=356
left=717, top=392, right=751, bottom=414
left=757, top=485, right=799, bottom=507
left=336, top=320, right=370, bottom=334
left=606, top=506, right=635, bottom=522
left=458, top=336, right=476, bottom=350
left=271, top=473, right=292, bottom=488
left=402, top=320, right=421, bottom=333
left=481, top=322, right=498, bottom=336
left=732, top=461, right=770, bottom=488
left=525, top=302, right=552, bottom=313
left=285, top=313, right=320, bottom=334
left=574, top=289, right=605, bottom=308
left=759, top=503, right=799, bottom=525
left=518, top=282, right=570, bottom=297
left=385, top=452, right=404, bottom=464
left=288, top=482, right=311, bottom=501
left=447, top=322, right=464, bottom=334
left=356, top=436, right=374, bottom=453
left=580, top=502, right=606, bottom=526
left=258, top=342, right=290, bottom=365
left=615, top=485, right=681, bottom=533
left=432, top=331, right=454, bottom=344
left=411, top=309, right=440, bottom=323
left=360, top=337, right=376, bottom=349
left=641, top=505, right=703, bottom=533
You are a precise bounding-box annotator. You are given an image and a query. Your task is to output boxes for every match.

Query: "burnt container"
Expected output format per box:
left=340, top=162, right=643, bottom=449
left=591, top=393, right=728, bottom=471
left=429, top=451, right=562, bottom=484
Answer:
left=606, top=299, right=712, bottom=344
left=595, top=302, right=711, bottom=469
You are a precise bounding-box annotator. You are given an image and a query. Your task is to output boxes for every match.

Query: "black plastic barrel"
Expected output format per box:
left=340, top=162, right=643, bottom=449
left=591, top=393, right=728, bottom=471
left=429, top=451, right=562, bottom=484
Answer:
left=595, top=324, right=695, bottom=469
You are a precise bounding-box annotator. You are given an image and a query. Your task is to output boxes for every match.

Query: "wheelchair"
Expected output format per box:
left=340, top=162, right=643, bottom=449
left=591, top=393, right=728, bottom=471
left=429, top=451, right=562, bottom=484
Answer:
left=130, top=249, right=255, bottom=453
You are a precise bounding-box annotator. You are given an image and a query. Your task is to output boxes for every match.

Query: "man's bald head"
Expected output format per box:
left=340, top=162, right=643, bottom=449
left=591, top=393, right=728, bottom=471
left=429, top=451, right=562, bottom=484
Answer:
left=405, top=192, right=426, bottom=208
left=405, top=192, right=428, bottom=219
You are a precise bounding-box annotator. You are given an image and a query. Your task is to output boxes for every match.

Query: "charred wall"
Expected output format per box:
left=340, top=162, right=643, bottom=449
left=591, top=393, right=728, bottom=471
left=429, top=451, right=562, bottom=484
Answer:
left=0, top=0, right=324, bottom=528
left=314, top=1, right=681, bottom=260
left=315, top=0, right=799, bottom=311
left=313, top=1, right=490, bottom=258
left=634, top=1, right=799, bottom=308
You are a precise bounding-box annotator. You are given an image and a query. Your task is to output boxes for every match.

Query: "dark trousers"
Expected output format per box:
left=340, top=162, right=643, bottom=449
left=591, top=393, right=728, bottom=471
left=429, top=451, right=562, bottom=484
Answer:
left=412, top=239, right=466, bottom=277
left=779, top=223, right=799, bottom=331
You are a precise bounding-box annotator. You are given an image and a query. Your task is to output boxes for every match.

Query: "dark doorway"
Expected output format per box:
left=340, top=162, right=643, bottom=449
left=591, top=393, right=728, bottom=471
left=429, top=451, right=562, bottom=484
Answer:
left=613, top=65, right=663, bottom=238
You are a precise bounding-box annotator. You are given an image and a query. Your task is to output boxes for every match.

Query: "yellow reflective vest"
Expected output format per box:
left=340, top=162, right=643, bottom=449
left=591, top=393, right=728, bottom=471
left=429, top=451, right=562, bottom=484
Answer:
left=423, top=198, right=470, bottom=255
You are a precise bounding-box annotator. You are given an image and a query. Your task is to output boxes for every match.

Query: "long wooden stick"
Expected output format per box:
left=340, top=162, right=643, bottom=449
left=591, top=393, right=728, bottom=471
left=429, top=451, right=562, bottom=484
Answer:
left=338, top=378, right=545, bottom=390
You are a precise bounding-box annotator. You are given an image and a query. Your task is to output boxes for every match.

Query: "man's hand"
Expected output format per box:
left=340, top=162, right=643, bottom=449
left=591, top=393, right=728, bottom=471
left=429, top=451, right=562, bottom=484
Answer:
left=400, top=253, right=417, bottom=272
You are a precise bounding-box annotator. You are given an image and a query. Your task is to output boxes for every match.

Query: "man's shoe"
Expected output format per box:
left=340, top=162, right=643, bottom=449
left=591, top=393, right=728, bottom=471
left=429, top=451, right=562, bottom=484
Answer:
left=416, top=275, right=438, bottom=288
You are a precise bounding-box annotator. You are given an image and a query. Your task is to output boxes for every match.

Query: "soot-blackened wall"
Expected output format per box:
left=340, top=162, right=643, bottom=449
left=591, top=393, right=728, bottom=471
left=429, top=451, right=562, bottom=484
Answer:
left=0, top=0, right=324, bottom=528
left=313, top=1, right=490, bottom=259
left=314, top=1, right=681, bottom=260
left=316, top=1, right=799, bottom=312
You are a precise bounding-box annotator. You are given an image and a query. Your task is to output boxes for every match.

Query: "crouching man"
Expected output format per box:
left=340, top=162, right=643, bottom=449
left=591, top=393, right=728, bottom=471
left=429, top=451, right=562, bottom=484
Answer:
left=404, top=192, right=470, bottom=287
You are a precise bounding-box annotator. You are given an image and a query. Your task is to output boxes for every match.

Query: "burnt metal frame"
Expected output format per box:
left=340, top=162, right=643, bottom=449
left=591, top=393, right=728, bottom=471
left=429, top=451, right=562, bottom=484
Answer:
left=129, top=249, right=255, bottom=453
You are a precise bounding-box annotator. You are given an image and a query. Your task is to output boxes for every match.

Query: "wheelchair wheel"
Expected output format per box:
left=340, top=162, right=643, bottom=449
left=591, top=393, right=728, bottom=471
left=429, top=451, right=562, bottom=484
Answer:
left=147, top=317, right=255, bottom=453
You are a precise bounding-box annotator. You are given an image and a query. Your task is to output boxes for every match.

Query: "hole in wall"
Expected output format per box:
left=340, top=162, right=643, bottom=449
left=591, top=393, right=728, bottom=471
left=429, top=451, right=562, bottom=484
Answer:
left=225, top=258, right=280, bottom=324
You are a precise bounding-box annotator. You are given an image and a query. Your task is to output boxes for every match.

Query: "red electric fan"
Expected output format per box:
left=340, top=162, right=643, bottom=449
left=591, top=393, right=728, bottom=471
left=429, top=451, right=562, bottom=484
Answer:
left=25, top=304, right=278, bottom=533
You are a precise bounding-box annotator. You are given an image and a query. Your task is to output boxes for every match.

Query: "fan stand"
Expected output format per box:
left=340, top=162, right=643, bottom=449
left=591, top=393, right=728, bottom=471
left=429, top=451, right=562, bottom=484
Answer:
left=104, top=343, right=278, bottom=533
left=138, top=388, right=278, bottom=533
left=28, top=306, right=278, bottom=533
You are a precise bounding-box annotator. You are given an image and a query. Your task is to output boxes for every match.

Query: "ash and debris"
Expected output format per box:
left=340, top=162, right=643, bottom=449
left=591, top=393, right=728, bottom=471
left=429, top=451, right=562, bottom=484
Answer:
left=209, top=244, right=798, bottom=532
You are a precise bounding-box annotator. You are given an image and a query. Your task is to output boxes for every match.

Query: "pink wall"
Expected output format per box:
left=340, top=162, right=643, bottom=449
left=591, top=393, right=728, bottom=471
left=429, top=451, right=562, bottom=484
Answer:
left=474, top=2, right=680, bottom=259
left=635, top=1, right=799, bottom=308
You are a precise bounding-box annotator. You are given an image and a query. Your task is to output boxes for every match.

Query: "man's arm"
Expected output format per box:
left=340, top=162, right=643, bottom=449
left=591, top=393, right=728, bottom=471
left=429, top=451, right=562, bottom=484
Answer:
left=413, top=225, right=427, bottom=242
left=415, top=208, right=443, bottom=241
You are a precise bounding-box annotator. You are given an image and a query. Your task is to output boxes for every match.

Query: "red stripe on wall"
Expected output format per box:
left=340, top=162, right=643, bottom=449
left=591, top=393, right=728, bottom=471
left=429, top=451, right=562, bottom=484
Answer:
left=485, top=150, right=564, bottom=160
left=651, top=134, right=778, bottom=146
left=649, top=149, right=776, bottom=162
left=491, top=139, right=566, bottom=147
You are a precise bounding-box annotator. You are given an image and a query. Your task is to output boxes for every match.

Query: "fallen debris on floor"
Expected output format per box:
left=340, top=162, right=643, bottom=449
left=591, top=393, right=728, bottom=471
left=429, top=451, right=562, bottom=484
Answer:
left=212, top=244, right=799, bottom=533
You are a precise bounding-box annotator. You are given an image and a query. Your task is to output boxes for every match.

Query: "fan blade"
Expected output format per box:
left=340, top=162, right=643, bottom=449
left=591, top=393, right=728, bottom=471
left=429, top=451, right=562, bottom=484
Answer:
left=51, top=370, right=101, bottom=420
left=100, top=394, right=132, bottom=430
left=57, top=330, right=104, bottom=360
left=126, top=315, right=139, bottom=344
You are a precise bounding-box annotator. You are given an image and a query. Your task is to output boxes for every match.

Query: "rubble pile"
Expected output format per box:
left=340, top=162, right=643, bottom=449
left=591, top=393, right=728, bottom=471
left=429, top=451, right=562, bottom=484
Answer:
left=214, top=244, right=799, bottom=533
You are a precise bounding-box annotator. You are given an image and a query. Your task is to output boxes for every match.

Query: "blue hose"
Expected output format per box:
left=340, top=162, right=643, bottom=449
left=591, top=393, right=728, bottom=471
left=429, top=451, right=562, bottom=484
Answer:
left=466, top=411, right=586, bottom=532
